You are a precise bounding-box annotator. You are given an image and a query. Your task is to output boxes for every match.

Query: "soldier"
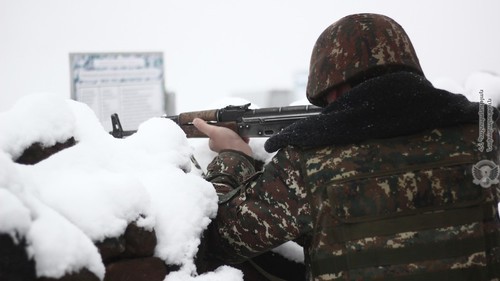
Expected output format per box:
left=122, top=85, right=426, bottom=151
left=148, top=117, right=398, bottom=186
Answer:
left=193, top=13, right=500, bottom=280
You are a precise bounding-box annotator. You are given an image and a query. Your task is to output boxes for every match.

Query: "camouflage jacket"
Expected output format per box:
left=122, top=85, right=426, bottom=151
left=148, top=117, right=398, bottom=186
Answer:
left=204, top=73, right=500, bottom=281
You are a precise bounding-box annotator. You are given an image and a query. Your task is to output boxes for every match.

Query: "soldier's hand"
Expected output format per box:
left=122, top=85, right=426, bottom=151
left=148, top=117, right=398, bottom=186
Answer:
left=192, top=118, right=253, bottom=157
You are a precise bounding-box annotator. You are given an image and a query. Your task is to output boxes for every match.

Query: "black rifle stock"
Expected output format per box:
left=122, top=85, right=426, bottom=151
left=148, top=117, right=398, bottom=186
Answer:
left=110, top=103, right=323, bottom=138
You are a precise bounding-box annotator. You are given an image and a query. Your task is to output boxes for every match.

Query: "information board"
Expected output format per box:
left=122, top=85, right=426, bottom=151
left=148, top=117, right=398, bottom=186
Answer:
left=70, top=52, right=166, bottom=131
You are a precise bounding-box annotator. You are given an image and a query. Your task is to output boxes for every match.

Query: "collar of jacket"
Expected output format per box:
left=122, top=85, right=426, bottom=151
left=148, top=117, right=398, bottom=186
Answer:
left=265, top=71, right=483, bottom=153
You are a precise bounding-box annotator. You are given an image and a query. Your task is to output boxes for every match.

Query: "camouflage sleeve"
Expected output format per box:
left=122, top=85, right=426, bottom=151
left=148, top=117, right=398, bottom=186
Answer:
left=204, top=147, right=313, bottom=263
left=205, top=149, right=257, bottom=196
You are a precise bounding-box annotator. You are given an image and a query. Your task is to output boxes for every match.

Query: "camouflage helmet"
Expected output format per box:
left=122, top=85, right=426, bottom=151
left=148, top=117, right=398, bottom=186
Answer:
left=306, top=13, right=424, bottom=107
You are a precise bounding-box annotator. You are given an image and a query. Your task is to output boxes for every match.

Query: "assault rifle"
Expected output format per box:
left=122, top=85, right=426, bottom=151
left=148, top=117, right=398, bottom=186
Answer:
left=110, top=103, right=323, bottom=139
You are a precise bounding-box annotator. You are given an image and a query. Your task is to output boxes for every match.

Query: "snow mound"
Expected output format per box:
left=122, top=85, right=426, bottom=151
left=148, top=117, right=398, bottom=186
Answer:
left=0, top=93, right=231, bottom=280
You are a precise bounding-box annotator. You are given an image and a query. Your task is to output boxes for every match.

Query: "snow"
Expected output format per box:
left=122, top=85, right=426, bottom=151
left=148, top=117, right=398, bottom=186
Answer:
left=271, top=241, right=305, bottom=264
left=164, top=266, right=243, bottom=281
left=464, top=71, right=500, bottom=105
left=432, top=71, right=500, bottom=105
left=431, top=77, right=465, bottom=95
left=0, top=93, right=228, bottom=280
left=0, top=94, right=75, bottom=160
left=0, top=187, right=31, bottom=242
left=25, top=193, right=105, bottom=279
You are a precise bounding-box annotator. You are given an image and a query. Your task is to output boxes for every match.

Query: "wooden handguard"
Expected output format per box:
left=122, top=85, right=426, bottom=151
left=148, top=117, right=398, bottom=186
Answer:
left=178, top=109, right=218, bottom=124
left=178, top=122, right=239, bottom=138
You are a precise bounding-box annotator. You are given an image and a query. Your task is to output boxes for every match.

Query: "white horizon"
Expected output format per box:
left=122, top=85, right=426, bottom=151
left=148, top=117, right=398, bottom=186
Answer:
left=1, top=0, right=499, bottom=113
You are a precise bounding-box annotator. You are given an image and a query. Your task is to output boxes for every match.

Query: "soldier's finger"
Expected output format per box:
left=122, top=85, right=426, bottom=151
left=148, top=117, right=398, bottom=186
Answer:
left=192, top=118, right=215, bottom=137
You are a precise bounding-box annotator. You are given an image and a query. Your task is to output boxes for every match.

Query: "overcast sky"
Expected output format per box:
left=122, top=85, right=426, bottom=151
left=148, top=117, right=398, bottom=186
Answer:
left=1, top=0, right=499, bottom=113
